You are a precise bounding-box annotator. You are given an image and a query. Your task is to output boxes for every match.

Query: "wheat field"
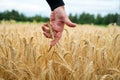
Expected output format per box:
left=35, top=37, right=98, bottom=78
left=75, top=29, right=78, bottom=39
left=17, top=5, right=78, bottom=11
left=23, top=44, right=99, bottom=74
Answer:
left=0, top=21, right=120, bottom=80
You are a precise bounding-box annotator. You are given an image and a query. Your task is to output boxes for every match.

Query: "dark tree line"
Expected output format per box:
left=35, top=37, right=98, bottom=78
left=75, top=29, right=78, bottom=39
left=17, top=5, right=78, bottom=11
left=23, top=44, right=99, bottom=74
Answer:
left=0, top=10, right=120, bottom=25
left=69, top=13, right=120, bottom=25
left=0, top=10, right=49, bottom=22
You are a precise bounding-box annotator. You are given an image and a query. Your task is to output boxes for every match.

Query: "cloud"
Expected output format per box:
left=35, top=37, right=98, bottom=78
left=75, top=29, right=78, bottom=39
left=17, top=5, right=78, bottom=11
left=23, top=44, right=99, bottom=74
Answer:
left=0, top=0, right=119, bottom=16
left=0, top=0, right=50, bottom=16
left=65, top=0, right=119, bottom=15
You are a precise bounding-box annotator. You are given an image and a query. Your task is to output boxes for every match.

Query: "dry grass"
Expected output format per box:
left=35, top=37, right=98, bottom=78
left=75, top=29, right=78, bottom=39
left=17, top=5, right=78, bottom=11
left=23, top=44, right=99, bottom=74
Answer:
left=0, top=21, right=120, bottom=80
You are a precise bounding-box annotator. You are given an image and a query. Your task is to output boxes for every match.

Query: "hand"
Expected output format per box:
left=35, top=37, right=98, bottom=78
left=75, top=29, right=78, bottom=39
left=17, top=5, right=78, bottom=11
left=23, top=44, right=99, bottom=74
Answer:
left=42, top=6, right=76, bottom=46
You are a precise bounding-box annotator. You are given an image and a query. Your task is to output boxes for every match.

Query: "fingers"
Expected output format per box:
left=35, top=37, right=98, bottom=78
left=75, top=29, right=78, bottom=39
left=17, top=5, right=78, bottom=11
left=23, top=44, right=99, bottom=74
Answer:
left=50, top=32, right=62, bottom=46
left=42, top=23, right=62, bottom=46
left=49, top=22, right=64, bottom=46
left=42, top=25, right=50, bottom=33
left=42, top=24, right=51, bottom=38
left=43, top=32, right=52, bottom=38
left=64, top=17, right=76, bottom=27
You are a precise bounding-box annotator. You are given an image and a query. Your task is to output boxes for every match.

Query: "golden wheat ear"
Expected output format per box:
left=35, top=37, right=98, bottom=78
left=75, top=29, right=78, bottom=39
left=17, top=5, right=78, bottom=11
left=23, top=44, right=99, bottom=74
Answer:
left=47, top=22, right=55, bottom=52
left=47, top=22, right=55, bottom=40
left=47, top=22, right=62, bottom=52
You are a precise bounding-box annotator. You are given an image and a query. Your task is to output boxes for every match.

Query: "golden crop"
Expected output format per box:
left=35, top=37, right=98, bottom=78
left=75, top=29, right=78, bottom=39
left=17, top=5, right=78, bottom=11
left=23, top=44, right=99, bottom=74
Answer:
left=0, top=21, right=120, bottom=80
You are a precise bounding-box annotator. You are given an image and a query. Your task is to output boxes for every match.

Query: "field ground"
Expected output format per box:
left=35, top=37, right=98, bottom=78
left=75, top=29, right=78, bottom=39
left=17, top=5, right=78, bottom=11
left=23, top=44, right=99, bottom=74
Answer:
left=0, top=21, right=120, bottom=80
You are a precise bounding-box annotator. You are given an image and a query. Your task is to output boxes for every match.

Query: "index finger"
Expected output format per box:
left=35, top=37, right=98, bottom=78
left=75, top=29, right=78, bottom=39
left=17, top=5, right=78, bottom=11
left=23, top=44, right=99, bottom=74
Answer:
left=50, top=32, right=62, bottom=46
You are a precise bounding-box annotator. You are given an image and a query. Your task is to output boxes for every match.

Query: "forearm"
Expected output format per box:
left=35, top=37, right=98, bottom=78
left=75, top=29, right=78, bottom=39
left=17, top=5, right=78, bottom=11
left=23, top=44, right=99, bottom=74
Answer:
left=46, top=0, right=65, bottom=11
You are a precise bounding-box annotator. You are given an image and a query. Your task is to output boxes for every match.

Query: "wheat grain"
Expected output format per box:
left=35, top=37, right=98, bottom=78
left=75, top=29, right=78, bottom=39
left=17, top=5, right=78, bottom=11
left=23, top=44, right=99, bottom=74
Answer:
left=0, top=22, right=120, bottom=80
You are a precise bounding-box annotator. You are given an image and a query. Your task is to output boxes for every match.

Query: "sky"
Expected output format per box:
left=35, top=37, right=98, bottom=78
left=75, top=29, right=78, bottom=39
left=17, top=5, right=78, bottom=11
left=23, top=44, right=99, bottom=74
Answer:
left=0, top=0, right=119, bottom=17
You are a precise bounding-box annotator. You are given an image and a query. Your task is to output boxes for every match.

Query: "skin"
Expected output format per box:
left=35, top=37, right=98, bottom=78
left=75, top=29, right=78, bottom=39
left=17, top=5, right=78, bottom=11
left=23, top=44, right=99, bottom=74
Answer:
left=42, top=6, right=76, bottom=46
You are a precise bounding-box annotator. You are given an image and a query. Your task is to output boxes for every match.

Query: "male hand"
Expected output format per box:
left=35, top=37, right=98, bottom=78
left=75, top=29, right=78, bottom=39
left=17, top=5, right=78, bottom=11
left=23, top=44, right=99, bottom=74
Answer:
left=42, top=6, right=76, bottom=46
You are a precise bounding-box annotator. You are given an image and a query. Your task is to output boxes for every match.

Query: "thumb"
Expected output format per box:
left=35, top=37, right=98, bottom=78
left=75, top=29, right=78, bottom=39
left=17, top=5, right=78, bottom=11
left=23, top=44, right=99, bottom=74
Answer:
left=64, top=17, right=76, bottom=27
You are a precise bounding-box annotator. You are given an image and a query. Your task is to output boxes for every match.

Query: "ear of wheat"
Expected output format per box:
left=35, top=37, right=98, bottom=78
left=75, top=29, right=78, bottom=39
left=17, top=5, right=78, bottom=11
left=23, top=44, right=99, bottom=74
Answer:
left=0, top=21, right=120, bottom=80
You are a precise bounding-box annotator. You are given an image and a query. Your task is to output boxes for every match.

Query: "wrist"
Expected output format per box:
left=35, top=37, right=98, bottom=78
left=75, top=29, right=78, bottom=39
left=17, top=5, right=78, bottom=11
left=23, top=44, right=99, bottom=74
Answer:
left=53, top=6, right=64, bottom=12
left=46, top=0, right=65, bottom=11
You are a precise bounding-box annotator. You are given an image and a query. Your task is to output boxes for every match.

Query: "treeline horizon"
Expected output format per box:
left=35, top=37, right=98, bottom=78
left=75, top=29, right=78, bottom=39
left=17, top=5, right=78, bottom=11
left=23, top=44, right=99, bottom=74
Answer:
left=0, top=10, right=120, bottom=25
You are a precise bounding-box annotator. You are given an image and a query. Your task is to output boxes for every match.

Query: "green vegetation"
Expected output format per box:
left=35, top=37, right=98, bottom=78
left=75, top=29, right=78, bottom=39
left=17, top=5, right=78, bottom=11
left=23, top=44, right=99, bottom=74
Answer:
left=69, top=13, right=120, bottom=25
left=0, top=10, right=119, bottom=25
left=0, top=10, right=49, bottom=22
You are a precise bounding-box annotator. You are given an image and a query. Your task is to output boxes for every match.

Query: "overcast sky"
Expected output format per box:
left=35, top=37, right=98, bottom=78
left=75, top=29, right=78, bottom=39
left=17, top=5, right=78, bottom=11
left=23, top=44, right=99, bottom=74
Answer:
left=0, top=0, right=119, bottom=17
